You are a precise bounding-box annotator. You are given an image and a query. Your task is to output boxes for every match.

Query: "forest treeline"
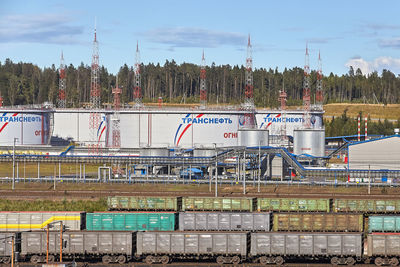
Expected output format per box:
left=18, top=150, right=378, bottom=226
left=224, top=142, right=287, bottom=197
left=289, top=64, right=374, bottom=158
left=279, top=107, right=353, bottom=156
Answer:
left=325, top=110, right=400, bottom=137
left=0, top=58, right=399, bottom=108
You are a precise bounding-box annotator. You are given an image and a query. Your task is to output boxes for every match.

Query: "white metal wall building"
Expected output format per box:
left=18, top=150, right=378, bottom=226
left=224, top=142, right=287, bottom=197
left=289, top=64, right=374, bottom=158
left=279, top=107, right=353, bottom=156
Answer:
left=348, top=135, right=400, bottom=170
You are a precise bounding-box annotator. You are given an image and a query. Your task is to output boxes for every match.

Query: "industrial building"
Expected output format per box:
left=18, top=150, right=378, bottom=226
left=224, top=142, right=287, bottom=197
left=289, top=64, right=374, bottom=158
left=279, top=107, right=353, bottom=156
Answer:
left=348, top=135, right=400, bottom=170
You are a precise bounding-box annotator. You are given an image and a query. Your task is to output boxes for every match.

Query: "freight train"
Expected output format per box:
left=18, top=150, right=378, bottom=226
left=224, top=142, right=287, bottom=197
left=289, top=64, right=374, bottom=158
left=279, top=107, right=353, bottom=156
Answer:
left=1, top=195, right=400, bottom=266
left=108, top=196, right=400, bottom=213
left=1, top=230, right=400, bottom=266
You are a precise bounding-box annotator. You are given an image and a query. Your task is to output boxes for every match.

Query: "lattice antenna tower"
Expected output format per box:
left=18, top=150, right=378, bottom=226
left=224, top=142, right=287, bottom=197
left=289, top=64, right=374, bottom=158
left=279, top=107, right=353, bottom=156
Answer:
left=111, top=76, right=122, bottom=148
left=200, top=50, right=207, bottom=109
left=89, top=20, right=101, bottom=154
left=302, top=43, right=311, bottom=128
left=57, top=51, right=66, bottom=108
left=240, top=35, right=257, bottom=129
left=90, top=21, right=100, bottom=109
left=279, top=81, right=288, bottom=141
left=133, top=41, right=143, bottom=107
left=244, top=35, right=254, bottom=109
left=316, top=51, right=324, bottom=110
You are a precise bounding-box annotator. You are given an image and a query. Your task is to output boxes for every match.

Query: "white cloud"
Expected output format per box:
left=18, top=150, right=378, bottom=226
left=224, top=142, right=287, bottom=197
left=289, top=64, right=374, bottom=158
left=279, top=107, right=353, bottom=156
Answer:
left=144, top=27, right=245, bottom=48
left=345, top=56, right=400, bottom=75
left=0, top=14, right=83, bottom=44
left=379, top=37, right=400, bottom=49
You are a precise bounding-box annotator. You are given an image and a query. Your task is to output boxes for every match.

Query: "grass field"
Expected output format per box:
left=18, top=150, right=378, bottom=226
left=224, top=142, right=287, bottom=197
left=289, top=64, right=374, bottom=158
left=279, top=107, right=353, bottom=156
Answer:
left=0, top=162, right=103, bottom=177
left=323, top=103, right=400, bottom=120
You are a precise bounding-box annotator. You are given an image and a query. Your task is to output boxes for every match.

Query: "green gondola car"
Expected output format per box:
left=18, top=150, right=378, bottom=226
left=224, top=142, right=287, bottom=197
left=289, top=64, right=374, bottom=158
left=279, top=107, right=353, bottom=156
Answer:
left=368, top=216, right=400, bottom=232
left=107, top=196, right=182, bottom=211
left=334, top=199, right=400, bottom=213
left=182, top=197, right=255, bottom=212
left=257, top=198, right=330, bottom=212
left=86, top=212, right=177, bottom=231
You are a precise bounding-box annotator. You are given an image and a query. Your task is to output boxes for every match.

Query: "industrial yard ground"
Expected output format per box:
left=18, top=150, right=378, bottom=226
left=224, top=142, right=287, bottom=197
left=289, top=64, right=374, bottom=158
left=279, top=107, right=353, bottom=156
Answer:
left=0, top=183, right=399, bottom=211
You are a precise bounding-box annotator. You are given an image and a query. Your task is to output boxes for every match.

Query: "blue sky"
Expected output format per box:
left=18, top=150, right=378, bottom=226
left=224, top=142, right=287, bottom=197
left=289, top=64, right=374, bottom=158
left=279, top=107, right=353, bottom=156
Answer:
left=1, top=0, right=400, bottom=76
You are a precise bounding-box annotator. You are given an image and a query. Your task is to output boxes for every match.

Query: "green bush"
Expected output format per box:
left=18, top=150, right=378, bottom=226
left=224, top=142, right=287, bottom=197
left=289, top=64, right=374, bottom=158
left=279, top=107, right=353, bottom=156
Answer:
left=0, top=198, right=107, bottom=212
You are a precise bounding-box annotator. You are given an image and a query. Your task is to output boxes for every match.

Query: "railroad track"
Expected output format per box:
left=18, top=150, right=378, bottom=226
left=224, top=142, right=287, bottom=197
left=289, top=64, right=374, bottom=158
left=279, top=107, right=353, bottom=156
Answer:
left=0, top=188, right=399, bottom=200
left=6, top=263, right=376, bottom=267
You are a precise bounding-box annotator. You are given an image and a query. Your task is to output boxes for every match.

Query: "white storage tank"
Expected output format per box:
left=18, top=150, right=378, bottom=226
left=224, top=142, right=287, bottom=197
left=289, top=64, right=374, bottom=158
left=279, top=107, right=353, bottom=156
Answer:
left=293, top=129, right=325, bottom=157
left=238, top=129, right=269, bottom=147
left=140, top=147, right=170, bottom=157
left=0, top=110, right=51, bottom=145
left=193, top=149, right=216, bottom=157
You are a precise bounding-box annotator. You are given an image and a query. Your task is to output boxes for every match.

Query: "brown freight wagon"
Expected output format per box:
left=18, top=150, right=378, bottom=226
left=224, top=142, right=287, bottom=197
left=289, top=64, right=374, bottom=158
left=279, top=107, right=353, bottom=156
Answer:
left=272, top=213, right=364, bottom=232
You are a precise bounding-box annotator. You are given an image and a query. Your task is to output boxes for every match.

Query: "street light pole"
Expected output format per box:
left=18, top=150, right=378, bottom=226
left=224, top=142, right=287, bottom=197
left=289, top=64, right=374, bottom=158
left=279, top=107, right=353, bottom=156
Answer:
left=60, top=221, right=63, bottom=262
left=11, top=236, right=14, bottom=267
left=46, top=224, right=49, bottom=263
left=12, top=137, right=18, bottom=190
left=214, top=143, right=217, bottom=197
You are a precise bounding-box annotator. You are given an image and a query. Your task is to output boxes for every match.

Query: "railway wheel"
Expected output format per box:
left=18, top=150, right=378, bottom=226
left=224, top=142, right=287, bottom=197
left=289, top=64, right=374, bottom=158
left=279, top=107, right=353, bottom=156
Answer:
left=216, top=256, right=225, bottom=264
left=330, top=256, right=339, bottom=266
left=275, top=256, right=284, bottom=266
left=117, top=255, right=126, bottom=264
left=2, top=257, right=10, bottom=264
left=144, top=255, right=154, bottom=265
left=161, top=255, right=170, bottom=264
left=30, top=255, right=41, bottom=264
left=48, top=255, right=55, bottom=263
left=389, top=257, right=399, bottom=266
left=375, top=257, right=384, bottom=266
left=259, top=256, right=268, bottom=265
left=346, top=257, right=355, bottom=265
left=231, top=256, right=240, bottom=264
left=102, top=255, right=113, bottom=264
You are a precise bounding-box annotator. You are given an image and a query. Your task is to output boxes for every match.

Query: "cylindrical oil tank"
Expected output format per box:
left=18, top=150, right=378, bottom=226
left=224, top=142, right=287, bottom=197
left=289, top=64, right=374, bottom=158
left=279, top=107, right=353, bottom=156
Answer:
left=0, top=110, right=51, bottom=145
left=193, top=149, right=216, bottom=157
left=293, top=129, right=325, bottom=157
left=237, top=129, right=269, bottom=147
left=140, top=148, right=170, bottom=157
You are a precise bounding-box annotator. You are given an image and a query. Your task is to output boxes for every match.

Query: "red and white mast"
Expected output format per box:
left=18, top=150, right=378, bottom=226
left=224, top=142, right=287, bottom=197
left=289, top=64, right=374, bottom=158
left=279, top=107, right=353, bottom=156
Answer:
left=200, top=50, right=207, bottom=109
left=57, top=51, right=66, bottom=108
left=133, top=41, right=142, bottom=107
left=302, top=44, right=311, bottom=128
left=89, top=21, right=101, bottom=154
left=90, top=23, right=100, bottom=109
left=315, top=51, right=324, bottom=110
left=111, top=76, right=122, bottom=148
left=244, top=35, right=254, bottom=108
left=242, top=35, right=256, bottom=128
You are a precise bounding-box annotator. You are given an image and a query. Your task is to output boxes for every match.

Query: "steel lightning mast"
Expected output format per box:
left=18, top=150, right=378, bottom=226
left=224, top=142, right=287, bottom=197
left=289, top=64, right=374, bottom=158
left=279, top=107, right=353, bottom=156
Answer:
left=111, top=76, right=122, bottom=148
left=302, top=44, right=311, bottom=128
left=241, top=35, right=256, bottom=128
left=133, top=41, right=142, bottom=107
left=89, top=21, right=101, bottom=154
left=57, top=52, right=66, bottom=108
left=315, top=51, right=324, bottom=110
left=200, top=50, right=207, bottom=109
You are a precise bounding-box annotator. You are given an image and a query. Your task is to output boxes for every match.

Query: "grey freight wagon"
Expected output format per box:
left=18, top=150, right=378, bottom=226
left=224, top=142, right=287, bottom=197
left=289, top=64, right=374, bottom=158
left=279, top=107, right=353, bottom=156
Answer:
left=0, top=233, right=18, bottom=264
left=136, top=231, right=248, bottom=264
left=179, top=212, right=270, bottom=231
left=250, top=232, right=362, bottom=265
left=20, top=231, right=134, bottom=264
left=367, top=233, right=400, bottom=266
left=0, top=211, right=85, bottom=232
